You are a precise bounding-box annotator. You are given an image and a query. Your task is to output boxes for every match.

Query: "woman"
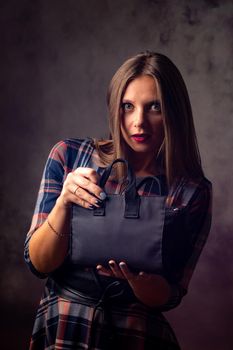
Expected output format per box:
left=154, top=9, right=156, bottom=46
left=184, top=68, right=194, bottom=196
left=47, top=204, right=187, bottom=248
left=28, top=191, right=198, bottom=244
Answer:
left=24, top=51, right=212, bottom=349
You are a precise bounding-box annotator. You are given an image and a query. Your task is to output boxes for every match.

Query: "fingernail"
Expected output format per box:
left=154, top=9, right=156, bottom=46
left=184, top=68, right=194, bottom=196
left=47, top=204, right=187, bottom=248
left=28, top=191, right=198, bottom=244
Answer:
left=99, top=192, right=107, bottom=200
left=119, top=262, right=126, bottom=267
left=95, top=199, right=103, bottom=206
left=109, top=260, right=115, bottom=266
left=96, top=265, right=102, bottom=270
left=89, top=204, right=95, bottom=210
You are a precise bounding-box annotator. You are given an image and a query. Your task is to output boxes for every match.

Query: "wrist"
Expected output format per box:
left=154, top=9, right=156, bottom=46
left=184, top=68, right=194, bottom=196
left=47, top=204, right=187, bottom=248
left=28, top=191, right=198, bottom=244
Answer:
left=56, top=195, right=72, bottom=211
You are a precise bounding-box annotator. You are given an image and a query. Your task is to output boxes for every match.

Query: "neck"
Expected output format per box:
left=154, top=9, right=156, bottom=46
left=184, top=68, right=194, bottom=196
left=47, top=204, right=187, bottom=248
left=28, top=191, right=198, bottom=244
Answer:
left=128, top=151, right=161, bottom=177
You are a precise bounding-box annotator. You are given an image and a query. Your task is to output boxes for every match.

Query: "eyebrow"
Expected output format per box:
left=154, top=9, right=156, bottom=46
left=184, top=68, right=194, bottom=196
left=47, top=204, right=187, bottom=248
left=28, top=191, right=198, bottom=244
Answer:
left=121, top=99, right=161, bottom=105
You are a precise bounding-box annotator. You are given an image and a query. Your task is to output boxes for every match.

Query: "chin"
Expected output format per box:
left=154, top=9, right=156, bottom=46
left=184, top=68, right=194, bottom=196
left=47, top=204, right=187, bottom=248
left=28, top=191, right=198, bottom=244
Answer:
left=127, top=142, right=156, bottom=155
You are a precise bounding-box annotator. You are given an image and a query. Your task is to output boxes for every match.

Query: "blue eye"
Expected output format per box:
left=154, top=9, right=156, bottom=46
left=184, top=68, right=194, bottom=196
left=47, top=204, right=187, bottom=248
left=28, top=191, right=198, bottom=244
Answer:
left=122, top=103, right=133, bottom=111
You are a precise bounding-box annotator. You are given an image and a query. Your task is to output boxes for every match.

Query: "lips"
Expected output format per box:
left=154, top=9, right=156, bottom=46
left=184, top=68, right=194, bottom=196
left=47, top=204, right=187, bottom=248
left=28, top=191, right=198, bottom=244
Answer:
left=131, top=134, right=150, bottom=142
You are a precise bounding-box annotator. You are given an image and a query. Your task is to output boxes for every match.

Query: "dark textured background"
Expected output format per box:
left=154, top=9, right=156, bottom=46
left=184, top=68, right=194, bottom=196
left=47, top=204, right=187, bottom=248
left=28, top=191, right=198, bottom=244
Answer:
left=0, top=0, right=233, bottom=349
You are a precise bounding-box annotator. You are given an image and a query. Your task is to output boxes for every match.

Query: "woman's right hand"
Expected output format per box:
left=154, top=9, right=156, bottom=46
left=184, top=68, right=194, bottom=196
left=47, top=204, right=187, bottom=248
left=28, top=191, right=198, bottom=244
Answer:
left=29, top=167, right=106, bottom=274
left=57, top=167, right=106, bottom=210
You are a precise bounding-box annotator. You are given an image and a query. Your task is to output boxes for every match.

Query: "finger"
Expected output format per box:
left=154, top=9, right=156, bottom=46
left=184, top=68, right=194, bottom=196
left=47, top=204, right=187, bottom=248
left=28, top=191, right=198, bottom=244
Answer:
left=74, top=167, right=100, bottom=185
left=119, top=262, right=136, bottom=282
left=139, top=271, right=148, bottom=277
left=73, top=185, right=80, bottom=196
left=71, top=194, right=92, bottom=209
left=74, top=168, right=106, bottom=200
left=74, top=175, right=106, bottom=202
left=96, top=264, right=113, bottom=277
left=59, top=186, right=93, bottom=209
left=66, top=168, right=106, bottom=202
left=138, top=271, right=154, bottom=281
left=71, top=184, right=102, bottom=208
left=108, top=260, right=125, bottom=279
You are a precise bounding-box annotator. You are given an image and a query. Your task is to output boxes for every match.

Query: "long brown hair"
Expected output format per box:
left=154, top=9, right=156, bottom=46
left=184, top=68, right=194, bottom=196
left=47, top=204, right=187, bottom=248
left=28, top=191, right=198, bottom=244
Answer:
left=94, top=51, right=204, bottom=185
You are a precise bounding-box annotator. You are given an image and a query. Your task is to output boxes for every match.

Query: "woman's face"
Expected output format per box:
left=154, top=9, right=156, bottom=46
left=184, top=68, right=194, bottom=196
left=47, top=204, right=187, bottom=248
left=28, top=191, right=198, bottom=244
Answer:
left=120, top=75, right=164, bottom=158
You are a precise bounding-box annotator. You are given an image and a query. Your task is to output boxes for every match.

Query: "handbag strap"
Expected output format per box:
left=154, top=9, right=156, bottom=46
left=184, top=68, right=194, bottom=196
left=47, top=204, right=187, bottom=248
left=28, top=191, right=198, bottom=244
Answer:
left=99, top=158, right=134, bottom=189
left=94, top=158, right=140, bottom=218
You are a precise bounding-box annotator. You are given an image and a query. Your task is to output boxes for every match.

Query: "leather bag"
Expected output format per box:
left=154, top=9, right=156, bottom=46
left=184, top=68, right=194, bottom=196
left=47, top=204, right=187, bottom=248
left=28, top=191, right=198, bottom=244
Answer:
left=70, top=158, right=167, bottom=273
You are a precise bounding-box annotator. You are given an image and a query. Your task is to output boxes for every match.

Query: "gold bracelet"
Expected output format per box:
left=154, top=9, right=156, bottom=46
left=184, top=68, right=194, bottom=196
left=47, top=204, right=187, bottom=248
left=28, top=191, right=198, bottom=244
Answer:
left=46, top=219, right=70, bottom=238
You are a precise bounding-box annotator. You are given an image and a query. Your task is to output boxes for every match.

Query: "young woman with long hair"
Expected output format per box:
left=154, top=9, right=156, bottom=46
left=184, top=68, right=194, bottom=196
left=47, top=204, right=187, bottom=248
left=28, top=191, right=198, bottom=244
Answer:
left=25, top=51, right=212, bottom=349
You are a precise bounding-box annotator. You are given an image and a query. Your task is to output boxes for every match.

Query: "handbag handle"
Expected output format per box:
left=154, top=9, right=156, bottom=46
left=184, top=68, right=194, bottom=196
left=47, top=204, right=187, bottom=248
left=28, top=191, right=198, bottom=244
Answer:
left=136, top=176, right=162, bottom=196
left=94, top=158, right=140, bottom=218
left=99, top=158, right=135, bottom=190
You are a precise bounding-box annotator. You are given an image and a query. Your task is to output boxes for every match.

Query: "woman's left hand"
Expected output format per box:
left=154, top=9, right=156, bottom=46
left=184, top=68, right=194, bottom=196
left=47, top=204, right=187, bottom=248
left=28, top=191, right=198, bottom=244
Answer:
left=96, top=260, right=171, bottom=307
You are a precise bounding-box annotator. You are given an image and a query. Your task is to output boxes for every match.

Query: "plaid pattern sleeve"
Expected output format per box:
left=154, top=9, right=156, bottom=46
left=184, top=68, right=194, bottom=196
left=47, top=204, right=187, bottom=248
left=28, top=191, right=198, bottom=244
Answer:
left=24, top=138, right=94, bottom=278
left=160, top=178, right=212, bottom=311
left=179, top=179, right=212, bottom=292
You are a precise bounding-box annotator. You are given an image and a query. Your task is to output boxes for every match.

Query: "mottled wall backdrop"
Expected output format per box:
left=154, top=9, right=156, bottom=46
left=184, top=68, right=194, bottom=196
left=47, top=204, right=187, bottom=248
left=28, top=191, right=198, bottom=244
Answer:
left=0, top=0, right=232, bottom=349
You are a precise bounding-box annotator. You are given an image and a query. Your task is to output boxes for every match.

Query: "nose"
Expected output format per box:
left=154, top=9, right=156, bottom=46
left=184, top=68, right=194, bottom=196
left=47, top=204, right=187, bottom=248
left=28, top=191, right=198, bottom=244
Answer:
left=133, top=108, right=145, bottom=128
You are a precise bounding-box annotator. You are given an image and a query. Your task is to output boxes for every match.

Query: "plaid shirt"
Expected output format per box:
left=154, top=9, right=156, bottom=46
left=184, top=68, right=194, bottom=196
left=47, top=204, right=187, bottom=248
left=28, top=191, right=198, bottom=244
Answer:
left=24, top=138, right=212, bottom=349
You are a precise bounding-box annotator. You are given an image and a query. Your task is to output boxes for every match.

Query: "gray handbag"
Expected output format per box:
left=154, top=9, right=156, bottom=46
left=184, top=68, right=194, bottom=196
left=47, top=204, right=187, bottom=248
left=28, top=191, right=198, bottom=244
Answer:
left=70, top=158, right=167, bottom=273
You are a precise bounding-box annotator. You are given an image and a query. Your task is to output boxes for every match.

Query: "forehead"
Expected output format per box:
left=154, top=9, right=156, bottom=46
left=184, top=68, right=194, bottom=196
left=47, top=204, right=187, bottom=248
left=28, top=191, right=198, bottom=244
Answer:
left=123, top=75, right=160, bottom=100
